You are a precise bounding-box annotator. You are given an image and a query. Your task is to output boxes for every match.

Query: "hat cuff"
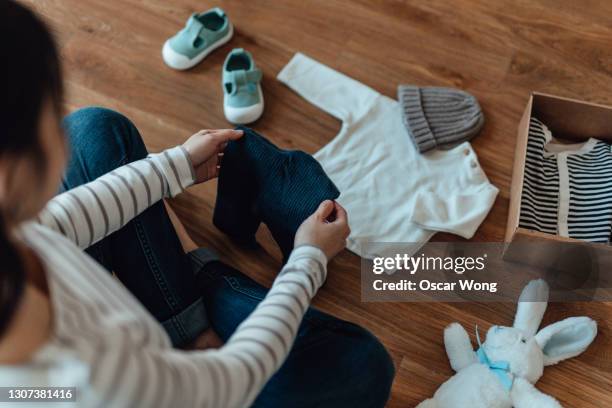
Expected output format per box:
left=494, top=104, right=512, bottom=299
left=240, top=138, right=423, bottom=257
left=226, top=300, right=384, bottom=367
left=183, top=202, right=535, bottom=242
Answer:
left=398, top=85, right=436, bottom=153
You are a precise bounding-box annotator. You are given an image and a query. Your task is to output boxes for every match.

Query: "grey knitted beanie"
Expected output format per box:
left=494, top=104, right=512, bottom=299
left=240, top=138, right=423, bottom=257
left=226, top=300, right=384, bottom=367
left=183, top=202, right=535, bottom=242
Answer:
left=397, top=85, right=484, bottom=153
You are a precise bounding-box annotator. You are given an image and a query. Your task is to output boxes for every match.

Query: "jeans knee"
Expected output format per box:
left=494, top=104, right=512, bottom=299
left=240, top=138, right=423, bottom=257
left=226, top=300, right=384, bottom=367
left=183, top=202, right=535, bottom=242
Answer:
left=65, top=106, right=126, bottom=121
left=344, top=324, right=395, bottom=406
left=63, top=106, right=147, bottom=167
left=64, top=107, right=133, bottom=137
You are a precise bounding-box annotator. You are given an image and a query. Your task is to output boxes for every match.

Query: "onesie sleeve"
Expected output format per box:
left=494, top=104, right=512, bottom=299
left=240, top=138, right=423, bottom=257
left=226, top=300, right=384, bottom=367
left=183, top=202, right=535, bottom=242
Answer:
left=408, top=183, right=499, bottom=239
left=277, top=53, right=379, bottom=122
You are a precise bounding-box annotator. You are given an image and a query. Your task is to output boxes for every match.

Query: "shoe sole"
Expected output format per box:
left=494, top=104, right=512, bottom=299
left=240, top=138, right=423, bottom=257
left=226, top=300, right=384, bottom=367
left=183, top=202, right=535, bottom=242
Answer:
left=224, top=84, right=265, bottom=125
left=162, top=23, right=234, bottom=70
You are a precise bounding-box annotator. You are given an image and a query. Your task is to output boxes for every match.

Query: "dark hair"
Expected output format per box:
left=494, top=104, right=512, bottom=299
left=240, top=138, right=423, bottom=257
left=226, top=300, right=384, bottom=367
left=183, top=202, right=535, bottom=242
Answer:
left=0, top=1, right=63, bottom=336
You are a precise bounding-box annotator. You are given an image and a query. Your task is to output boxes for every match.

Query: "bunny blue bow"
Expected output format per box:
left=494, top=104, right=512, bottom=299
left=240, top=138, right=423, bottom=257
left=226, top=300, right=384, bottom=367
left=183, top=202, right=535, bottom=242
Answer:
left=475, top=326, right=514, bottom=392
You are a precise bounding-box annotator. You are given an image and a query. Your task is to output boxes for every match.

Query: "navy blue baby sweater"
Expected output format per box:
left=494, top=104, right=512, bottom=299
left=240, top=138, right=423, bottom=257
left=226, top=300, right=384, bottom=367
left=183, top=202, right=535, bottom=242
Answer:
left=213, top=127, right=340, bottom=262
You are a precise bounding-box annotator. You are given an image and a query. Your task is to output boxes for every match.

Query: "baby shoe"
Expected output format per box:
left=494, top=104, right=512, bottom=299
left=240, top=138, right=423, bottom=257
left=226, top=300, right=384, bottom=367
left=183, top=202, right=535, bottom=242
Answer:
left=222, top=48, right=264, bottom=124
left=162, top=8, right=233, bottom=70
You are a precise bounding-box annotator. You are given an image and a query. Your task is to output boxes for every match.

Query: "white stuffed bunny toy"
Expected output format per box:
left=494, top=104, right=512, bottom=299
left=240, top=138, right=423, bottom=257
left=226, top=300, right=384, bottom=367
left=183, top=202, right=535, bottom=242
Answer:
left=417, top=279, right=597, bottom=408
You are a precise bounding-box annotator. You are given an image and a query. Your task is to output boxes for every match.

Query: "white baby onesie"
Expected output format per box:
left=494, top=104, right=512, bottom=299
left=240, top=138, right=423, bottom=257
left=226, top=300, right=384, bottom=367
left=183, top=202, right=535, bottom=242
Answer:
left=277, top=53, right=499, bottom=258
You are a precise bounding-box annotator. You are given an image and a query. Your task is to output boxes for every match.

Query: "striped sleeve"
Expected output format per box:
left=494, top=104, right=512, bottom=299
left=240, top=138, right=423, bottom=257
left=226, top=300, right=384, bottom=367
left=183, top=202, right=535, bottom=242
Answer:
left=103, top=246, right=328, bottom=408
left=519, top=117, right=560, bottom=235
left=37, top=146, right=195, bottom=248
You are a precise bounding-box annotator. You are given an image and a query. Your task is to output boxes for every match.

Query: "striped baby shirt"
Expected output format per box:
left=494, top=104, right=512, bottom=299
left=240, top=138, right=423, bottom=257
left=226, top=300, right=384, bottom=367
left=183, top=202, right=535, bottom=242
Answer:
left=1, top=146, right=329, bottom=408
left=520, top=117, right=612, bottom=243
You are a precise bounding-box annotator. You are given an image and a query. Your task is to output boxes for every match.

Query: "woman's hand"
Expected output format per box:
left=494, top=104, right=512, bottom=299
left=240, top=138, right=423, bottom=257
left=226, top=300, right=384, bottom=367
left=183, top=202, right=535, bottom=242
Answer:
left=182, top=129, right=244, bottom=184
left=294, top=200, right=350, bottom=261
left=185, top=327, right=224, bottom=351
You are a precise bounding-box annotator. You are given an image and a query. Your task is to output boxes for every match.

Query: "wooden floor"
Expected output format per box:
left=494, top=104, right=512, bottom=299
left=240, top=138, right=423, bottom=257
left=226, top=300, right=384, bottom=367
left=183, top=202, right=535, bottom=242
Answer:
left=27, top=0, right=612, bottom=406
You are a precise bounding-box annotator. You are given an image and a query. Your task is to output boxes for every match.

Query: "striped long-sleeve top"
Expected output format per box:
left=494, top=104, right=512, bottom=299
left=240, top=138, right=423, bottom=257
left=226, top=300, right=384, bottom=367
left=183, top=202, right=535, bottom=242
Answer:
left=1, top=146, right=328, bottom=408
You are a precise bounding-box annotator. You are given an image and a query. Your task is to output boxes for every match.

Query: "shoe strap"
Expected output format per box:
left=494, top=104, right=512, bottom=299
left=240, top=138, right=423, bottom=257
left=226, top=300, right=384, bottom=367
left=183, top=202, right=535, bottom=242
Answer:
left=185, top=14, right=216, bottom=46
left=224, top=69, right=262, bottom=89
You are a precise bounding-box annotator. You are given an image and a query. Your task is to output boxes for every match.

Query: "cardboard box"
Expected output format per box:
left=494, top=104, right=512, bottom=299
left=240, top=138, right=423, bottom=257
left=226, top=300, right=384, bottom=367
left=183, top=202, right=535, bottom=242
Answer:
left=505, top=92, right=612, bottom=270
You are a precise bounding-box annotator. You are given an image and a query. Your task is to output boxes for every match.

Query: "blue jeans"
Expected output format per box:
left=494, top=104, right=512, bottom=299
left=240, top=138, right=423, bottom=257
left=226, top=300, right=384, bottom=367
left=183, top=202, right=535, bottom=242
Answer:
left=61, top=107, right=395, bottom=407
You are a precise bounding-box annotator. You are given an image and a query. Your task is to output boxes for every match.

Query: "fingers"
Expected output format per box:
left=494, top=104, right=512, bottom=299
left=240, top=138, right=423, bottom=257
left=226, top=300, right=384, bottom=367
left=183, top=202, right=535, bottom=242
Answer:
left=209, top=129, right=244, bottom=143
left=332, top=202, right=350, bottom=238
left=194, top=129, right=243, bottom=140
left=217, top=143, right=228, bottom=153
left=332, top=202, right=348, bottom=224
left=315, top=200, right=335, bottom=220
left=196, top=128, right=237, bottom=135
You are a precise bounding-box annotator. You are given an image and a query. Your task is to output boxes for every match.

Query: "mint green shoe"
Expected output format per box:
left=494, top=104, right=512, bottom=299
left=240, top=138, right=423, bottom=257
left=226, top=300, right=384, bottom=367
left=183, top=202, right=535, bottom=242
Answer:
left=223, top=48, right=264, bottom=124
left=162, top=8, right=233, bottom=70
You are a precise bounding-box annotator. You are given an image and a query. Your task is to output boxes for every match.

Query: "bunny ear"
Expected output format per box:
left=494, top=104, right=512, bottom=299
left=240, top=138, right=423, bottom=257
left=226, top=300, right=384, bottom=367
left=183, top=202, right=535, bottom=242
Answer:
left=535, top=317, right=597, bottom=366
left=513, top=279, right=549, bottom=337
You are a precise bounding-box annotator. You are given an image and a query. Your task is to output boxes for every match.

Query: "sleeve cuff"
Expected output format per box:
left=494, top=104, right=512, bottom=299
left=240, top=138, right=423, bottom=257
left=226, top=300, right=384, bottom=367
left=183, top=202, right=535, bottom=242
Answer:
left=154, top=146, right=196, bottom=197
left=408, top=184, right=499, bottom=239
left=287, top=244, right=328, bottom=267
left=179, top=146, right=198, bottom=182
left=276, top=52, right=311, bottom=85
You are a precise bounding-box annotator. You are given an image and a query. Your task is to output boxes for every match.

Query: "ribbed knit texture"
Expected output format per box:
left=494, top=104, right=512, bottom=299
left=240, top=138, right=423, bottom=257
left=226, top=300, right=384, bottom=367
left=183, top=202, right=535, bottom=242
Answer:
left=397, top=85, right=484, bottom=153
left=213, top=127, right=340, bottom=262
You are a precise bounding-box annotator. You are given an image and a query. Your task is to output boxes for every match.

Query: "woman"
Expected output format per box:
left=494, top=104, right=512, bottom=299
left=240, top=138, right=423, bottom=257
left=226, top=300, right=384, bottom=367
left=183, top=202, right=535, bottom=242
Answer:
left=0, top=2, right=394, bottom=407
